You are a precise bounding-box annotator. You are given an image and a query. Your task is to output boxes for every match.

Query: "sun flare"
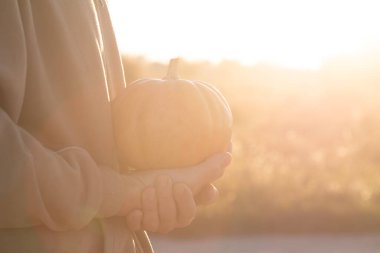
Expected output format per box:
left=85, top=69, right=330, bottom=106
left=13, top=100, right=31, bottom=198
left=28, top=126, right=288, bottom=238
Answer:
left=109, top=0, right=380, bottom=69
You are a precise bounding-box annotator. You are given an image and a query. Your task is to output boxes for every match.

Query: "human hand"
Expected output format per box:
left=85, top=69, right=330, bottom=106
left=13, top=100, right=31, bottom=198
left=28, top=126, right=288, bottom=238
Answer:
left=125, top=176, right=196, bottom=233
left=123, top=151, right=232, bottom=233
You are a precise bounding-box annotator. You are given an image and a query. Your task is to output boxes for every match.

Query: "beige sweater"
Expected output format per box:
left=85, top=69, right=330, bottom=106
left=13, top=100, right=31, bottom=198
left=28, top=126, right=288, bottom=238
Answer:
left=0, top=0, right=149, bottom=252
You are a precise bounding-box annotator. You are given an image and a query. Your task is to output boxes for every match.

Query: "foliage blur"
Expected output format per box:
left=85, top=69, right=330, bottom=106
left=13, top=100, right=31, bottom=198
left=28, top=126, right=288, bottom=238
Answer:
left=121, top=48, right=380, bottom=236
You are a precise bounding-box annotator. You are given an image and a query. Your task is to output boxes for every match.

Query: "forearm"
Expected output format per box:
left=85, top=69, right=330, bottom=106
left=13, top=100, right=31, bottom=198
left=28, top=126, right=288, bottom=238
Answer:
left=0, top=109, right=142, bottom=231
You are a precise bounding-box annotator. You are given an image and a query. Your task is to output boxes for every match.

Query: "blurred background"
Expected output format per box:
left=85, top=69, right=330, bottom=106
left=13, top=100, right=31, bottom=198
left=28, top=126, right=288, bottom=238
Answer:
left=109, top=0, right=380, bottom=251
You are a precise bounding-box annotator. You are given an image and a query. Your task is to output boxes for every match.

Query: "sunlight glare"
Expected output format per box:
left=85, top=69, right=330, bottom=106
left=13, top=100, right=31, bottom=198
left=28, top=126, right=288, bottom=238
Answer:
left=109, top=0, right=380, bottom=69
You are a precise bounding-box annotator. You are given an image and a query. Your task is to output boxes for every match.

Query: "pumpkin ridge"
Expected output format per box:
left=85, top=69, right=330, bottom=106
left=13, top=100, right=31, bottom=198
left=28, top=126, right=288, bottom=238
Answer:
left=190, top=81, right=213, bottom=158
left=198, top=81, right=233, bottom=127
left=198, top=81, right=232, bottom=151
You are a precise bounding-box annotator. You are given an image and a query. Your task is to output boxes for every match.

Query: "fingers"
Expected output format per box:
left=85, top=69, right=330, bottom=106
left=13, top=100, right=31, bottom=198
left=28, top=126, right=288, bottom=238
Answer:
left=127, top=187, right=160, bottom=233
left=126, top=210, right=143, bottom=231
left=141, top=187, right=159, bottom=232
left=195, top=152, right=232, bottom=184
left=130, top=176, right=197, bottom=234
left=181, top=152, right=232, bottom=194
left=155, top=175, right=176, bottom=233
left=173, top=183, right=196, bottom=227
left=125, top=151, right=232, bottom=233
left=226, top=142, right=233, bottom=153
left=195, top=183, right=219, bottom=206
left=131, top=151, right=232, bottom=199
left=139, top=175, right=178, bottom=234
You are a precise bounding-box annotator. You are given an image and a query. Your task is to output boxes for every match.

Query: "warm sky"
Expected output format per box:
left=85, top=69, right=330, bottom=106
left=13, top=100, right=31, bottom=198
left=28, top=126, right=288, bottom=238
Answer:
left=108, top=0, right=380, bottom=69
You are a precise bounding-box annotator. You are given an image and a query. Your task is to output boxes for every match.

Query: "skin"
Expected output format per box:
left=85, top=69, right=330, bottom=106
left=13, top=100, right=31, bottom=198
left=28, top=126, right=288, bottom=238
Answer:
left=122, top=151, right=232, bottom=234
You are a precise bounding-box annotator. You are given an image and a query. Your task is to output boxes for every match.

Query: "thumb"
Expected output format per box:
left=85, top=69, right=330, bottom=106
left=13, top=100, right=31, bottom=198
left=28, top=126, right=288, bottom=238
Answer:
left=180, top=152, right=232, bottom=194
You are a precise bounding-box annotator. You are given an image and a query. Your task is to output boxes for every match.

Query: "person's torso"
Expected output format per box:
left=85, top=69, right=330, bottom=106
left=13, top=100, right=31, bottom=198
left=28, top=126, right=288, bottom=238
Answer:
left=18, top=0, right=125, bottom=167
left=2, top=1, right=140, bottom=252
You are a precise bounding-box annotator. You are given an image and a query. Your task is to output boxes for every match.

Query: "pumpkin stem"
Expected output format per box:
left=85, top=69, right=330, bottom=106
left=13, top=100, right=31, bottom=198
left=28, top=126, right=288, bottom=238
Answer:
left=164, top=58, right=180, bottom=80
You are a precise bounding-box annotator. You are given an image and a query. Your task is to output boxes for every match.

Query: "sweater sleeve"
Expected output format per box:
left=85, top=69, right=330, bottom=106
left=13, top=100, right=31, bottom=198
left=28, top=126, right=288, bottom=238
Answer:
left=0, top=0, right=139, bottom=232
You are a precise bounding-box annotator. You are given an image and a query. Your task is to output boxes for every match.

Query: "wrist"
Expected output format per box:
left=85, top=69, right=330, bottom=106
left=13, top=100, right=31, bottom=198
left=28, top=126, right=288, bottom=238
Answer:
left=97, top=168, right=143, bottom=218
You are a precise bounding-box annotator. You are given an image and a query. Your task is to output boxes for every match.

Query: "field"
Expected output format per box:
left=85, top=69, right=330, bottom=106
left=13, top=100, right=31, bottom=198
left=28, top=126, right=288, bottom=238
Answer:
left=122, top=48, right=380, bottom=235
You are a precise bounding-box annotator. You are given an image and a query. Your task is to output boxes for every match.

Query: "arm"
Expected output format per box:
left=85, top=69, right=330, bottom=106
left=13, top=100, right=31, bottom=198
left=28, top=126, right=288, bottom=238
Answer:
left=0, top=1, right=141, bottom=231
left=0, top=108, right=145, bottom=231
left=1, top=104, right=229, bottom=233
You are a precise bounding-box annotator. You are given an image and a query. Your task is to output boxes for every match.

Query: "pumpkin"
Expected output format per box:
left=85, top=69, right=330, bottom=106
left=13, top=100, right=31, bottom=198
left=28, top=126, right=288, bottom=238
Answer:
left=112, top=58, right=232, bottom=170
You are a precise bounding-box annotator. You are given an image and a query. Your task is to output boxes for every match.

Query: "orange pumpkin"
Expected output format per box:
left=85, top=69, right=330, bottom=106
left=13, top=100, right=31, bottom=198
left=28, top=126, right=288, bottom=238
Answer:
left=112, top=58, right=232, bottom=170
